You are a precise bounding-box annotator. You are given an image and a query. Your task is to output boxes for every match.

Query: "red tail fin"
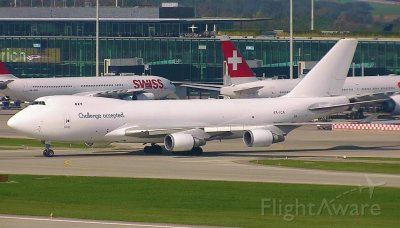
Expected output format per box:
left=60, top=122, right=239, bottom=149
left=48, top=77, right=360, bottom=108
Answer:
left=0, top=61, right=11, bottom=74
left=220, top=36, right=255, bottom=78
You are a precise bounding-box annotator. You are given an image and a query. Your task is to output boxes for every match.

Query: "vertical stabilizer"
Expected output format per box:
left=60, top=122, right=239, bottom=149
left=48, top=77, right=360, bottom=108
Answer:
left=0, top=61, right=16, bottom=79
left=285, top=39, right=357, bottom=98
left=220, top=36, right=257, bottom=85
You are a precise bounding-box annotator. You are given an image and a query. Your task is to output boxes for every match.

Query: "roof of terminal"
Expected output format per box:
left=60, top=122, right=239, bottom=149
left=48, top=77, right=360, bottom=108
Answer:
left=0, top=7, right=271, bottom=22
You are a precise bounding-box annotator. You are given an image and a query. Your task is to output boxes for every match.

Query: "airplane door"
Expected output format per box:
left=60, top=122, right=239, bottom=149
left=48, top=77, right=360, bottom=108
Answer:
left=355, top=83, right=361, bottom=95
left=23, top=82, right=29, bottom=92
left=293, top=109, right=307, bottom=122
left=64, top=115, right=71, bottom=128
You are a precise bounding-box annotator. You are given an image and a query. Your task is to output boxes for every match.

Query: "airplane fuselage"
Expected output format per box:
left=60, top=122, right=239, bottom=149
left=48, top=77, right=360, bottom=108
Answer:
left=221, top=76, right=400, bottom=98
left=8, top=95, right=349, bottom=144
left=1, top=75, right=175, bottom=101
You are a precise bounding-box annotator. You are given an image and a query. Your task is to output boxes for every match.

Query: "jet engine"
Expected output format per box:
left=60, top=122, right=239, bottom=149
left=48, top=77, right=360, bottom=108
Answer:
left=164, top=133, right=206, bottom=152
left=124, top=93, right=155, bottom=100
left=243, top=129, right=285, bottom=147
left=382, top=94, right=400, bottom=115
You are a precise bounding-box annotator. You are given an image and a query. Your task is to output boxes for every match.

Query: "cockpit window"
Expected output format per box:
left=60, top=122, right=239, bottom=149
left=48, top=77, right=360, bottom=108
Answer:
left=31, top=101, right=46, bottom=105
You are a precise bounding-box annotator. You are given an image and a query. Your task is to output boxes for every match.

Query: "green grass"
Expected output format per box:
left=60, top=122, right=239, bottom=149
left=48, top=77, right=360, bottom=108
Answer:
left=328, top=0, right=400, bottom=15
left=347, top=157, right=400, bottom=162
left=253, top=159, right=400, bottom=174
left=369, top=2, right=400, bottom=15
left=0, top=175, right=399, bottom=227
left=0, top=137, right=105, bottom=148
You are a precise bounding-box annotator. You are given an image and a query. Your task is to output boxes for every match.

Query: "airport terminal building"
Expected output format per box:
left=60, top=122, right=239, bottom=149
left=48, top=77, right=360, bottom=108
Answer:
left=0, top=5, right=399, bottom=82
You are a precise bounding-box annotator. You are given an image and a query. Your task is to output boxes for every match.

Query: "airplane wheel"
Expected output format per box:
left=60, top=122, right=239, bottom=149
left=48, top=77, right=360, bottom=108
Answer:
left=143, top=146, right=152, bottom=154
left=47, top=149, right=54, bottom=157
left=43, top=149, right=54, bottom=157
left=154, top=145, right=163, bottom=153
left=191, top=147, right=203, bottom=156
left=144, top=145, right=163, bottom=154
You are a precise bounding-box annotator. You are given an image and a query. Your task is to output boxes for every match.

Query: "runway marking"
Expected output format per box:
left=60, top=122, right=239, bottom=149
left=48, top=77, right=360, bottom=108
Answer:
left=64, top=159, right=71, bottom=166
left=0, top=215, right=195, bottom=228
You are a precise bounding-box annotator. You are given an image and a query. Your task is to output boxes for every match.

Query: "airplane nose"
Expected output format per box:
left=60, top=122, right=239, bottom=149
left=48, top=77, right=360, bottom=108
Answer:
left=7, top=113, right=22, bottom=130
left=7, top=111, right=33, bottom=134
left=7, top=106, right=45, bottom=138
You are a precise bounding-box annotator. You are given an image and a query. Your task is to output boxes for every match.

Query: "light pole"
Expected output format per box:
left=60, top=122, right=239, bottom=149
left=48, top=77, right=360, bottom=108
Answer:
left=289, top=0, right=293, bottom=79
left=311, top=0, right=314, bottom=31
left=96, top=0, right=99, bottom=77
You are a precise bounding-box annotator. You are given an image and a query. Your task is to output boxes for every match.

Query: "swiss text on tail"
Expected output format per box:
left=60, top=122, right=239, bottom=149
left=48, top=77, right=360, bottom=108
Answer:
left=220, top=36, right=257, bottom=85
left=285, top=39, right=358, bottom=98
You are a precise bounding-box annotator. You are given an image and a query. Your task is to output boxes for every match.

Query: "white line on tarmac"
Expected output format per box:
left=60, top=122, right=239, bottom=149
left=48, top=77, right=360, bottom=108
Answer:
left=0, top=215, right=195, bottom=228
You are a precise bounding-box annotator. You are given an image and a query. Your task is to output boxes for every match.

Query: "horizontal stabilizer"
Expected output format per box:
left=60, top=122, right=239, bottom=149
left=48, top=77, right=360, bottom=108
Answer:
left=0, top=80, right=14, bottom=90
left=179, top=83, right=222, bottom=91
left=231, top=86, right=264, bottom=94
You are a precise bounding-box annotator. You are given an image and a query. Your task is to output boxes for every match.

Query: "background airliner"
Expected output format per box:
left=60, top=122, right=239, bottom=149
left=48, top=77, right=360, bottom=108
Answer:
left=182, top=36, right=400, bottom=114
left=9, top=39, right=378, bottom=157
left=0, top=62, right=176, bottom=101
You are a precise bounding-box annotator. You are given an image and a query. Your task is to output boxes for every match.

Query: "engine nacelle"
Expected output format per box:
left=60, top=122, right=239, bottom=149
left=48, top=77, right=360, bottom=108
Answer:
left=124, top=93, right=155, bottom=100
left=164, top=133, right=206, bottom=152
left=243, top=129, right=285, bottom=147
left=382, top=94, right=400, bottom=115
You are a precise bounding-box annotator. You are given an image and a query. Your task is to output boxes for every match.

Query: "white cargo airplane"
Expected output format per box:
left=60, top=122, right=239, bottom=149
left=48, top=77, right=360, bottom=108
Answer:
left=0, top=63, right=176, bottom=101
left=8, top=39, right=378, bottom=157
left=182, top=36, right=400, bottom=114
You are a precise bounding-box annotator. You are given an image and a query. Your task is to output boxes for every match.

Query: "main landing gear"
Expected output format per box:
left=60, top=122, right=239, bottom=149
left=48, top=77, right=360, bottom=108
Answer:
left=190, top=147, right=203, bottom=156
left=42, top=144, right=54, bottom=157
left=173, top=147, right=204, bottom=156
left=143, top=144, right=204, bottom=155
left=143, top=144, right=163, bottom=154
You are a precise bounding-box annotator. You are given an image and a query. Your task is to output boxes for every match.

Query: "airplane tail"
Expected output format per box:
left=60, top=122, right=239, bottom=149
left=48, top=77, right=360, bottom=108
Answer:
left=220, top=36, right=257, bottom=85
left=0, top=61, right=16, bottom=79
left=284, top=39, right=358, bottom=98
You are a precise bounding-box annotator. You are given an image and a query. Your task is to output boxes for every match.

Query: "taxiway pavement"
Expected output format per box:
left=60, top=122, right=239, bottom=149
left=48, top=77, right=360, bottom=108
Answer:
left=0, top=214, right=218, bottom=228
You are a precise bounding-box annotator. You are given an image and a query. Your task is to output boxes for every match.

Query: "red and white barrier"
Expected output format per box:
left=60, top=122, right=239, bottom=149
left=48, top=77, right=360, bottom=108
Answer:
left=332, top=123, right=400, bottom=131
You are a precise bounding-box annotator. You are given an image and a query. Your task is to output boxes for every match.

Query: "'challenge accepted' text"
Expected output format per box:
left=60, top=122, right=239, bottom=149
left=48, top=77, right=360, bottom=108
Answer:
left=78, top=112, right=125, bottom=119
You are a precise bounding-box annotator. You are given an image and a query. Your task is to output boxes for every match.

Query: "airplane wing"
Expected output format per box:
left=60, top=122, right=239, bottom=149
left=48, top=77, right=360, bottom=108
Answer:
left=349, top=91, right=398, bottom=102
left=107, top=125, right=186, bottom=138
left=106, top=114, right=391, bottom=141
left=74, top=88, right=149, bottom=99
left=308, top=98, right=391, bottom=111
left=105, top=123, right=301, bottom=140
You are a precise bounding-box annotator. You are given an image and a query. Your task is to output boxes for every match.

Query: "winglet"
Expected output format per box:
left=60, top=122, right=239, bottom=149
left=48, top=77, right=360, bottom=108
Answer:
left=220, top=36, right=257, bottom=85
left=285, top=39, right=358, bottom=98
